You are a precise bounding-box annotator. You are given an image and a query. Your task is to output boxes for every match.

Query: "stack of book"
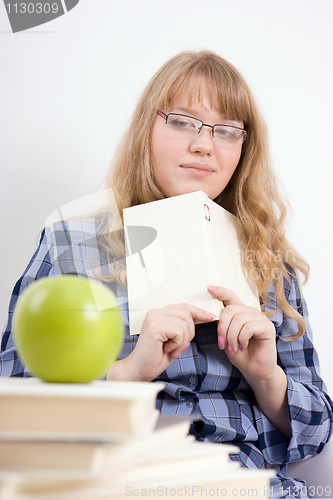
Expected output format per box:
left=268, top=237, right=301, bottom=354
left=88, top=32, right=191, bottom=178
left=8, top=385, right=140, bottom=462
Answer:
left=0, top=377, right=274, bottom=499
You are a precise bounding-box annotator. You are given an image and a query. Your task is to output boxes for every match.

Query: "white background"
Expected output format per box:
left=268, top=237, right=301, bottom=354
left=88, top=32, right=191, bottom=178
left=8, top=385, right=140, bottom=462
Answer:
left=0, top=0, right=332, bottom=393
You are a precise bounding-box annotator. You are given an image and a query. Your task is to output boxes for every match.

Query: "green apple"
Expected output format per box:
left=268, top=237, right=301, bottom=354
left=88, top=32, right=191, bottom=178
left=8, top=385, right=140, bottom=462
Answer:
left=13, top=276, right=124, bottom=383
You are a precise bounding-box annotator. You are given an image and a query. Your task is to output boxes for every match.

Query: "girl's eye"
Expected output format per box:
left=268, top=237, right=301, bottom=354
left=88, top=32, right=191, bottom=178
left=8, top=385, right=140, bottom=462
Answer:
left=214, top=126, right=237, bottom=139
left=168, top=116, right=196, bottom=130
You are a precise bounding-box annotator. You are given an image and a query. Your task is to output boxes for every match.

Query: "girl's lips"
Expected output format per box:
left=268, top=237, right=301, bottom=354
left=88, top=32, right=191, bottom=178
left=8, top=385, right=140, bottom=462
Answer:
left=180, top=165, right=214, bottom=177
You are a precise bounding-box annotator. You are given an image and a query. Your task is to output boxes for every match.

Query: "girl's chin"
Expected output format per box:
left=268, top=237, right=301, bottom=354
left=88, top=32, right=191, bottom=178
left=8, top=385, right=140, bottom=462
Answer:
left=164, top=186, right=217, bottom=200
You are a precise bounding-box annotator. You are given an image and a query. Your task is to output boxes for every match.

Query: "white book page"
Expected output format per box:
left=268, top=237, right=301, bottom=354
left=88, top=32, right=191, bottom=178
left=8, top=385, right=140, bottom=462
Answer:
left=124, top=192, right=259, bottom=335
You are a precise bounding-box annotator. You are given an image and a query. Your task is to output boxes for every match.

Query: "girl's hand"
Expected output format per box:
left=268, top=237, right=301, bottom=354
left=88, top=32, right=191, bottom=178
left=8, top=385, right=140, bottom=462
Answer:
left=125, top=304, right=217, bottom=382
left=207, top=286, right=277, bottom=381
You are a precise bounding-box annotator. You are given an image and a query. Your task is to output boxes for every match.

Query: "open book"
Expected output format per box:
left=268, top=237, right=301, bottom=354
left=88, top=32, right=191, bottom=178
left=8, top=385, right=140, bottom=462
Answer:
left=124, top=191, right=260, bottom=335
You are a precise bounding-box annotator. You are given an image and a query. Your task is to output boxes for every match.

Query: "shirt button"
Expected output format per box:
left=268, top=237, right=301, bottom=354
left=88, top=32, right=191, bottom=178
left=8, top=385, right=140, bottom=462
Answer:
left=186, top=398, right=195, bottom=408
left=188, top=376, right=197, bottom=387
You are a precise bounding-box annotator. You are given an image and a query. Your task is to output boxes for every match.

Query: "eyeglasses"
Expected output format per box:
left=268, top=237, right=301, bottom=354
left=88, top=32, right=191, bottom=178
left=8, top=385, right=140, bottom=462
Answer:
left=157, top=111, right=247, bottom=145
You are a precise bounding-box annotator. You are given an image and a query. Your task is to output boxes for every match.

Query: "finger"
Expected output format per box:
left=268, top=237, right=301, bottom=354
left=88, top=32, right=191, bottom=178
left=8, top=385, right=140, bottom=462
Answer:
left=164, top=340, right=191, bottom=360
left=218, top=308, right=263, bottom=354
left=217, top=305, right=250, bottom=341
left=238, top=317, right=275, bottom=347
left=162, top=317, right=194, bottom=356
left=154, top=314, right=194, bottom=358
left=206, top=286, right=244, bottom=307
left=164, top=303, right=218, bottom=323
left=237, top=320, right=263, bottom=351
left=217, top=334, right=225, bottom=351
left=228, top=316, right=274, bottom=355
left=143, top=306, right=199, bottom=360
left=162, top=306, right=205, bottom=359
left=224, top=313, right=256, bottom=354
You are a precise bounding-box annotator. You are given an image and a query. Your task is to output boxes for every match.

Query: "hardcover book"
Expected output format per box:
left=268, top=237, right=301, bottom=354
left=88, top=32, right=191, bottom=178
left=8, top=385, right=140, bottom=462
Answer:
left=124, top=191, right=260, bottom=335
left=0, top=377, right=164, bottom=441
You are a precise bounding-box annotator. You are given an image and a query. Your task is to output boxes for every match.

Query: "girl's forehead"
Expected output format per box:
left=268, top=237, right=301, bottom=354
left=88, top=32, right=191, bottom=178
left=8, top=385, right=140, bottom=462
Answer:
left=162, top=75, right=249, bottom=123
left=169, top=78, right=220, bottom=109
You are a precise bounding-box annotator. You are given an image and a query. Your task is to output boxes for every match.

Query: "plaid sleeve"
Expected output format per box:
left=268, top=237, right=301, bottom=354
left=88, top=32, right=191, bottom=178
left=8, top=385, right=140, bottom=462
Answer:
left=0, top=228, right=54, bottom=377
left=255, top=275, right=333, bottom=465
left=1, top=218, right=110, bottom=378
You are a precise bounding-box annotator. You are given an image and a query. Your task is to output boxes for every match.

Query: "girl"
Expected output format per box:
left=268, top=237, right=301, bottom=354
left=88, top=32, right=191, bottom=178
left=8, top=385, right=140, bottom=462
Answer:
left=1, top=51, right=332, bottom=498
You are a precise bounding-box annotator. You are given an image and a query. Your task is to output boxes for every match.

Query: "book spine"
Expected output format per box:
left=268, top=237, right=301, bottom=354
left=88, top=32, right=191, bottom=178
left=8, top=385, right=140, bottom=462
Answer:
left=203, top=198, right=224, bottom=319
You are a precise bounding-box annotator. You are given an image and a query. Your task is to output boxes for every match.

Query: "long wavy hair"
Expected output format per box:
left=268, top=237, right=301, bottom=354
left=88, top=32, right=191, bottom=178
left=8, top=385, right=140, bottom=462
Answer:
left=99, top=50, right=309, bottom=339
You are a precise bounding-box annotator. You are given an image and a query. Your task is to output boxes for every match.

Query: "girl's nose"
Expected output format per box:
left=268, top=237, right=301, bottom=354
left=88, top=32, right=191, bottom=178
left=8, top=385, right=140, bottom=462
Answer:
left=189, top=128, right=214, bottom=155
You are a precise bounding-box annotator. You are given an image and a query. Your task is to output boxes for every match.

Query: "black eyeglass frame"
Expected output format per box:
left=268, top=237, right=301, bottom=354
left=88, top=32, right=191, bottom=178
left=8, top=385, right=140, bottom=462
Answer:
left=157, top=110, right=247, bottom=142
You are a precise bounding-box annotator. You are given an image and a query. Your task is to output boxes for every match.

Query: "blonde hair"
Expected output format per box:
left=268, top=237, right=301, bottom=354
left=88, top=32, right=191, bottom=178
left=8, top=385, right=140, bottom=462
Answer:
left=99, top=50, right=309, bottom=339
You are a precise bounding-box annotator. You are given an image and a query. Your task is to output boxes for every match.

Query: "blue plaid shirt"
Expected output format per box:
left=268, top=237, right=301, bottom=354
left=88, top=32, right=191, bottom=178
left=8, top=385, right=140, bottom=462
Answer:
left=1, top=217, right=332, bottom=498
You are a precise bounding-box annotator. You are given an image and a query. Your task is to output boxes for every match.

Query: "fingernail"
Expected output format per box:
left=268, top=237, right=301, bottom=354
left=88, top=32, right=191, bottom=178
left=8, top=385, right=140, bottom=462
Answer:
left=206, top=286, right=218, bottom=290
left=239, top=344, right=244, bottom=352
left=218, top=336, right=225, bottom=350
left=181, top=342, right=191, bottom=353
left=228, top=345, right=234, bottom=357
left=205, top=311, right=217, bottom=319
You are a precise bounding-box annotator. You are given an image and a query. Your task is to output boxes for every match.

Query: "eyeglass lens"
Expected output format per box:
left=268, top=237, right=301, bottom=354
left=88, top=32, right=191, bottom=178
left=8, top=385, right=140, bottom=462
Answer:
left=165, top=113, right=246, bottom=144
